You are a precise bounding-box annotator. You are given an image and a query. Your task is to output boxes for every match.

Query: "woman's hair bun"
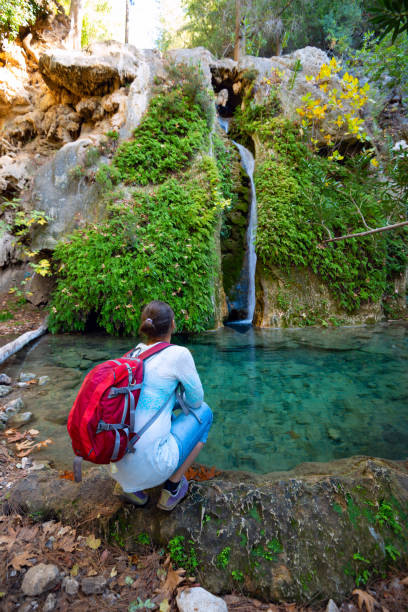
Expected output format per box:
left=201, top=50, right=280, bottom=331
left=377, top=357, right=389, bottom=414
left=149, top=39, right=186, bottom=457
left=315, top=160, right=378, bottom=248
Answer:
left=139, top=301, right=174, bottom=339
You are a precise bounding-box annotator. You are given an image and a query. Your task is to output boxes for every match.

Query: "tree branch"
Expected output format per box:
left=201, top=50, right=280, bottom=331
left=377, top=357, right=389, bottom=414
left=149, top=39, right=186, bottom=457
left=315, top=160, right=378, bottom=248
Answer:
left=323, top=220, right=408, bottom=244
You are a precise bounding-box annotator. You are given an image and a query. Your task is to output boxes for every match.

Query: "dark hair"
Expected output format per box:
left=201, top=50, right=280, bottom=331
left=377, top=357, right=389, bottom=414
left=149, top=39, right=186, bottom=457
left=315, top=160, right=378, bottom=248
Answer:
left=139, top=301, right=175, bottom=339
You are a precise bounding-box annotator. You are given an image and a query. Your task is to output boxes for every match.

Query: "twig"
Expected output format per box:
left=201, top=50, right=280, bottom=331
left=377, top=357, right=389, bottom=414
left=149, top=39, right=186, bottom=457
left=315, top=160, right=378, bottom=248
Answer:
left=0, top=319, right=48, bottom=365
left=323, top=220, right=408, bottom=243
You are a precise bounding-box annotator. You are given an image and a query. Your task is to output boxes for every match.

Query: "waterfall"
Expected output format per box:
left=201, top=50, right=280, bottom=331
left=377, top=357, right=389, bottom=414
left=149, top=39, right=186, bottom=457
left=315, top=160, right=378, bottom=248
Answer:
left=233, top=142, right=257, bottom=324
left=218, top=116, right=258, bottom=324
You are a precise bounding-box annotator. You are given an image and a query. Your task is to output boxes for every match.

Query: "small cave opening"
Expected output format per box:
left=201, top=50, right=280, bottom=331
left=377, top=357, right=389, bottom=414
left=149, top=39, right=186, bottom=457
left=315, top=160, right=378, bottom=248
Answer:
left=211, top=66, right=246, bottom=118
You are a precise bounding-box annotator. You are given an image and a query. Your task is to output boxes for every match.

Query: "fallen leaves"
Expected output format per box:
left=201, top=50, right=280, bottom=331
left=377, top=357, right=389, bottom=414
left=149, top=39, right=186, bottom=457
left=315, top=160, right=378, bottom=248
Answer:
left=185, top=464, right=220, bottom=482
left=59, top=470, right=75, bottom=481
left=353, top=589, right=378, bottom=612
left=4, top=428, right=53, bottom=457
left=158, top=564, right=186, bottom=600
left=10, top=550, right=35, bottom=570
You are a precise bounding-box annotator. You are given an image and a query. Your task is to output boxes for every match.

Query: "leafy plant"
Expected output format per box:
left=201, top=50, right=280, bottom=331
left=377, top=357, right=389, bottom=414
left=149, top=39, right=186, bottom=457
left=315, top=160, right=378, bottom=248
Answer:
left=136, top=532, right=150, bottom=546
left=216, top=546, right=231, bottom=569
left=231, top=569, right=244, bottom=582
left=375, top=500, right=402, bottom=534
left=167, top=535, right=199, bottom=575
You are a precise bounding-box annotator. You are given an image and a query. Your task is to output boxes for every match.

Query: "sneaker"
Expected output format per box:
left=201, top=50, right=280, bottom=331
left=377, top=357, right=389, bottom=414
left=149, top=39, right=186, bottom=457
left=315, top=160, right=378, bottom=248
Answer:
left=157, top=476, right=189, bottom=511
left=121, top=490, right=149, bottom=507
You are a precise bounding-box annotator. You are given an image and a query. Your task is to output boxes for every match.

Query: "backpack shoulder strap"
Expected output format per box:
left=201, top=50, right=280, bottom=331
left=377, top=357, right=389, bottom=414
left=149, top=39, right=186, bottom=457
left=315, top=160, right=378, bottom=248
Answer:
left=138, top=342, right=172, bottom=361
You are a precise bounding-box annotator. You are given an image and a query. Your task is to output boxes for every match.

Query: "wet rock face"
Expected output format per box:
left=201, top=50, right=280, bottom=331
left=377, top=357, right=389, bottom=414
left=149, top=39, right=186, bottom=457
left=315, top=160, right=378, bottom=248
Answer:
left=5, top=457, right=408, bottom=603
left=39, top=42, right=141, bottom=97
left=253, top=264, right=383, bottom=328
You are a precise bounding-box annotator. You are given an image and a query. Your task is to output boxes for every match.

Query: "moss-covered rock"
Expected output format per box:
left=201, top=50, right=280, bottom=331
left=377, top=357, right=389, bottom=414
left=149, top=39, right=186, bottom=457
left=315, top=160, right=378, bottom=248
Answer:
left=6, top=456, right=408, bottom=604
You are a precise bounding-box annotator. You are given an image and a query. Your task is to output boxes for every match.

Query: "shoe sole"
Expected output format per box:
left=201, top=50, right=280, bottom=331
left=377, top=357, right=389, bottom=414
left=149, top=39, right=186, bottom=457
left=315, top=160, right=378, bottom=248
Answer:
left=120, top=493, right=149, bottom=507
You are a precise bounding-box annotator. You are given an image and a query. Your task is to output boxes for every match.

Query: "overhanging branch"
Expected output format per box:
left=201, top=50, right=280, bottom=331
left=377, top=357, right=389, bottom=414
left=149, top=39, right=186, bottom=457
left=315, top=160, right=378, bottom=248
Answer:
left=322, top=220, right=408, bottom=244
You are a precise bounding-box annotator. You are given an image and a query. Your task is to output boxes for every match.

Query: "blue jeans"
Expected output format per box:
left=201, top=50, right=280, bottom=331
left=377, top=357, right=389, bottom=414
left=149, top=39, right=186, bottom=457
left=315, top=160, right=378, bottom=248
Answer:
left=171, top=402, right=213, bottom=469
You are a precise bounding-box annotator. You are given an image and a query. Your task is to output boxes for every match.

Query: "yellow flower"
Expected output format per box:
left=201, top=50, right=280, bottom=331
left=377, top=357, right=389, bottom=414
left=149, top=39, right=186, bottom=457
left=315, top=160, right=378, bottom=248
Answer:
left=370, top=158, right=379, bottom=167
left=305, top=75, right=314, bottom=82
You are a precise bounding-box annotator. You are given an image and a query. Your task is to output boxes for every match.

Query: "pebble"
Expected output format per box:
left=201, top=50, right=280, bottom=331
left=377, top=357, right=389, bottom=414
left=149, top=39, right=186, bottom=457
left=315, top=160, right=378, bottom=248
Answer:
left=176, top=587, right=228, bottom=612
left=22, top=456, right=32, bottom=469
left=16, top=382, right=30, bottom=388
left=21, top=563, right=60, bottom=596
left=62, top=576, right=79, bottom=596
left=81, top=575, right=107, bottom=595
left=5, top=397, right=24, bottom=414
left=0, top=385, right=12, bottom=397
left=326, top=599, right=340, bottom=612
left=38, top=376, right=50, bottom=386
left=9, top=411, right=33, bottom=426
left=43, top=592, right=57, bottom=612
left=20, top=372, right=36, bottom=382
left=0, top=373, right=11, bottom=385
left=19, top=600, right=38, bottom=612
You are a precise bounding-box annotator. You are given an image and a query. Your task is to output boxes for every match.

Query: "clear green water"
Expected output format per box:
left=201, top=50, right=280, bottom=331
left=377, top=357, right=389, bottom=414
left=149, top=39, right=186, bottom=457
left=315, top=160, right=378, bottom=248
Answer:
left=4, top=323, right=408, bottom=474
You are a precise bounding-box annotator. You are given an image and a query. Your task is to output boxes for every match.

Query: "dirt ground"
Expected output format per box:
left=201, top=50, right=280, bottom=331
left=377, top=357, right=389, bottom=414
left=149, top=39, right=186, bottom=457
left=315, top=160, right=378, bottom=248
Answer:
left=0, top=294, right=45, bottom=342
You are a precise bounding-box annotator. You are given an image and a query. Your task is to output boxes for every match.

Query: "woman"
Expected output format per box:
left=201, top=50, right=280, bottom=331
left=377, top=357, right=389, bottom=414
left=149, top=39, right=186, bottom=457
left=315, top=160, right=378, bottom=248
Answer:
left=110, top=300, right=213, bottom=511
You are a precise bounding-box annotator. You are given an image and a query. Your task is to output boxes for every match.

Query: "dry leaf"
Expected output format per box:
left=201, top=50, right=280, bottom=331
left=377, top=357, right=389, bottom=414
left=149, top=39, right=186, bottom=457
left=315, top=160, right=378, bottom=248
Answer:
left=10, top=550, right=34, bottom=570
left=110, top=567, right=117, bottom=578
left=159, top=599, right=170, bottom=612
left=353, top=589, right=378, bottom=612
left=87, top=569, right=98, bottom=576
left=401, top=576, right=408, bottom=585
left=160, top=565, right=186, bottom=599
left=57, top=535, right=76, bottom=553
left=70, top=564, right=79, bottom=577
left=86, top=534, right=101, bottom=550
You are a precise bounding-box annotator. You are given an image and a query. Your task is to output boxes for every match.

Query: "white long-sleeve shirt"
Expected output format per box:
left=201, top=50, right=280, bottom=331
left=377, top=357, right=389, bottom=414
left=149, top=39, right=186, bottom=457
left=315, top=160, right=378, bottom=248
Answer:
left=110, top=342, right=204, bottom=492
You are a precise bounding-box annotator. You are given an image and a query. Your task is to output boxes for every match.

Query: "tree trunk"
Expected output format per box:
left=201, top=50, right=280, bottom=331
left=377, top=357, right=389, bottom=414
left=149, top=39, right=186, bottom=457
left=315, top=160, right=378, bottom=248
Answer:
left=125, top=0, right=130, bottom=44
left=68, top=0, right=84, bottom=50
left=234, top=0, right=245, bottom=61
left=0, top=320, right=48, bottom=366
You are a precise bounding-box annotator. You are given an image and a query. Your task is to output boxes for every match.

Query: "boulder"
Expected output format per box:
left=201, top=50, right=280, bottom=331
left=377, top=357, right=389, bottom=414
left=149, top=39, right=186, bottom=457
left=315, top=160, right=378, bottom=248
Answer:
left=8, top=411, right=33, bottom=426
left=0, top=385, right=12, bottom=398
left=62, top=576, right=79, bottom=596
left=21, top=563, right=60, bottom=596
left=6, top=456, right=408, bottom=603
left=0, top=374, right=12, bottom=385
left=39, top=41, right=141, bottom=97
left=5, top=397, right=24, bottom=414
left=177, top=587, right=228, bottom=612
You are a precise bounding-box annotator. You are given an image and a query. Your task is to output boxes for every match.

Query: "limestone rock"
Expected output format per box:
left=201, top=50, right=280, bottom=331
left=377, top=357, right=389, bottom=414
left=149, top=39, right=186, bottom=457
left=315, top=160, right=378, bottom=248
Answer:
left=6, top=457, right=408, bottom=603
left=38, top=376, right=50, bottom=386
left=253, top=263, right=383, bottom=328
left=0, top=385, right=12, bottom=398
left=81, top=575, right=107, bottom=595
left=39, top=41, right=141, bottom=97
left=5, top=397, right=24, bottom=414
left=62, top=576, right=79, bottom=596
left=0, top=373, right=11, bottom=385
left=0, top=153, right=37, bottom=198
left=21, top=563, right=60, bottom=596
left=30, top=138, right=107, bottom=250
left=176, top=587, right=228, bottom=612
left=42, top=104, right=81, bottom=143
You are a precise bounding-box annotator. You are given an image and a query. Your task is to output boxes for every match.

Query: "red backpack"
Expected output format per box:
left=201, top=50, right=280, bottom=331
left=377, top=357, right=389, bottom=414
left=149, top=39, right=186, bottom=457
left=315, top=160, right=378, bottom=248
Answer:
left=67, top=342, right=171, bottom=481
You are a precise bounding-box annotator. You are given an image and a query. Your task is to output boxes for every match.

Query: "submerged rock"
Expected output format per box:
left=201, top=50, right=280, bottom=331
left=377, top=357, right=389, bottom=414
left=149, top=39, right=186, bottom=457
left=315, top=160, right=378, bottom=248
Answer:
left=0, top=385, right=12, bottom=398
left=8, top=411, right=32, bottom=426
left=20, top=372, right=36, bottom=382
left=5, top=397, right=24, bottom=414
left=0, top=374, right=11, bottom=385
left=5, top=456, right=408, bottom=603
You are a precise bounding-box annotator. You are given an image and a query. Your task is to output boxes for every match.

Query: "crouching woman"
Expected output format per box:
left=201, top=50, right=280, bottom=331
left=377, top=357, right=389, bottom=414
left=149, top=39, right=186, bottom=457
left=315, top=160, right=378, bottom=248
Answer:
left=110, top=300, right=213, bottom=511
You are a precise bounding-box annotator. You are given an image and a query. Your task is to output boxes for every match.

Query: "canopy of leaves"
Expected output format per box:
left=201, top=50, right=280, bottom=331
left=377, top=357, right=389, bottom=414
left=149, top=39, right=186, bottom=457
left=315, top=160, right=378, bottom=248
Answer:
left=161, top=0, right=373, bottom=57
left=368, top=0, right=408, bottom=40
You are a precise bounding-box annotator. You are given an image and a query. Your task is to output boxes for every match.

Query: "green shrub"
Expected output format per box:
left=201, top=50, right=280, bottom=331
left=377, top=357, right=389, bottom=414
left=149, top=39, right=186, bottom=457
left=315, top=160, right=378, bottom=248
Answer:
left=252, top=118, right=408, bottom=313
left=113, top=91, right=208, bottom=186
left=0, top=0, right=52, bottom=42
left=49, top=159, right=224, bottom=335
